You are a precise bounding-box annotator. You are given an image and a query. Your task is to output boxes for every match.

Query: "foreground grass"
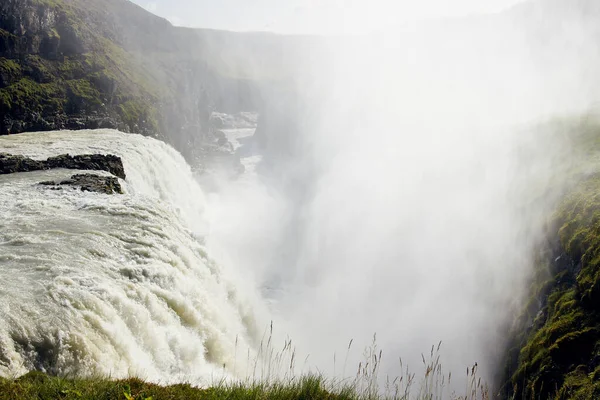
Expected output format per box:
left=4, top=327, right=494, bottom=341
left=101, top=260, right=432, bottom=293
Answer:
left=0, top=347, right=491, bottom=400
left=0, top=373, right=352, bottom=400
left=0, top=333, right=490, bottom=399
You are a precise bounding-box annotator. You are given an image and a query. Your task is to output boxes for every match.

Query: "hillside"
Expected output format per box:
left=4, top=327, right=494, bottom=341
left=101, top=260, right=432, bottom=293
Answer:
left=498, top=118, right=600, bottom=399
left=0, top=0, right=311, bottom=160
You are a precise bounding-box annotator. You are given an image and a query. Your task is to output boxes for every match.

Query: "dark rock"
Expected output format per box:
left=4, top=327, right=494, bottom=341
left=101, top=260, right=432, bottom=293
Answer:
left=210, top=115, right=225, bottom=129
left=39, top=174, right=123, bottom=194
left=56, top=24, right=85, bottom=56
left=0, top=153, right=45, bottom=173
left=0, top=153, right=125, bottom=179
left=39, top=30, right=60, bottom=59
left=46, top=154, right=125, bottom=179
left=217, top=136, right=229, bottom=147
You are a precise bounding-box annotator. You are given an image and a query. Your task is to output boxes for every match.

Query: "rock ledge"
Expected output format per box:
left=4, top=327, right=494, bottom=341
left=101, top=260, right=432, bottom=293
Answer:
left=0, top=153, right=125, bottom=179
left=40, top=174, right=123, bottom=194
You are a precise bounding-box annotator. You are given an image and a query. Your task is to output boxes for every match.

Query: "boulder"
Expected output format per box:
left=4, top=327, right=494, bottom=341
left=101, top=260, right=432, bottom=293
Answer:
left=0, top=153, right=45, bottom=173
left=40, top=173, right=123, bottom=194
left=46, top=154, right=125, bottom=179
left=0, top=153, right=125, bottom=179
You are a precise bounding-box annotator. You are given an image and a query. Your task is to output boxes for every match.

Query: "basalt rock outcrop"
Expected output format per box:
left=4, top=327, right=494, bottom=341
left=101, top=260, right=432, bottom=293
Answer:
left=0, top=153, right=44, bottom=173
left=40, top=173, right=123, bottom=194
left=46, top=154, right=125, bottom=179
left=0, top=153, right=125, bottom=179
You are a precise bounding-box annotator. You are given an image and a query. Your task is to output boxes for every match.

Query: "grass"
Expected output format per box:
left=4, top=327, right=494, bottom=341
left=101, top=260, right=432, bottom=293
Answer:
left=1, top=77, right=65, bottom=113
left=0, top=58, right=22, bottom=84
left=0, top=374, right=344, bottom=400
left=0, top=328, right=490, bottom=400
left=0, top=362, right=489, bottom=400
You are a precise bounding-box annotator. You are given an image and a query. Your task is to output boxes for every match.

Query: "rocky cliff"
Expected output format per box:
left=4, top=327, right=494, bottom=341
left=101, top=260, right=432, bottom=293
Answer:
left=497, top=118, right=600, bottom=399
left=0, top=0, right=307, bottom=161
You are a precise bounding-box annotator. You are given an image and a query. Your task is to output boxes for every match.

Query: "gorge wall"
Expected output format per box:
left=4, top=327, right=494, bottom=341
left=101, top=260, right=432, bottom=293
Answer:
left=0, top=0, right=310, bottom=161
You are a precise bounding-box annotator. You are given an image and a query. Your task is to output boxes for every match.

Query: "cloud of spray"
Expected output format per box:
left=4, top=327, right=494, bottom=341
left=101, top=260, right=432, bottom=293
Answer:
left=202, top=0, right=600, bottom=388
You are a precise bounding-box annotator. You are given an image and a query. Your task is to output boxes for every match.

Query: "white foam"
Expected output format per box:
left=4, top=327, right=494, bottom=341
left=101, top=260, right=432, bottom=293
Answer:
left=0, top=130, right=261, bottom=383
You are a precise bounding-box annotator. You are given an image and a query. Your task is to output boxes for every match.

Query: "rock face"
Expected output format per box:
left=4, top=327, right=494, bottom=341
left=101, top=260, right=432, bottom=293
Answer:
left=500, top=121, right=600, bottom=399
left=0, top=153, right=44, bottom=173
left=0, top=0, right=158, bottom=136
left=0, top=153, right=125, bottom=179
left=504, top=174, right=600, bottom=399
left=0, top=0, right=311, bottom=162
left=40, top=174, right=123, bottom=194
left=46, top=154, right=125, bottom=179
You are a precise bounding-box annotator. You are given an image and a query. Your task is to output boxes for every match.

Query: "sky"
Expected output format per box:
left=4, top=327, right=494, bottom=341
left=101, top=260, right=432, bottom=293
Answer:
left=129, top=0, right=527, bottom=34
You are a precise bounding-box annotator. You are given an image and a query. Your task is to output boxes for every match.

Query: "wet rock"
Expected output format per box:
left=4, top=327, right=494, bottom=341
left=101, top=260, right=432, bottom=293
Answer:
left=0, top=153, right=45, bottom=173
left=0, top=153, right=125, bottom=179
left=46, top=154, right=125, bottom=179
left=39, top=174, right=123, bottom=195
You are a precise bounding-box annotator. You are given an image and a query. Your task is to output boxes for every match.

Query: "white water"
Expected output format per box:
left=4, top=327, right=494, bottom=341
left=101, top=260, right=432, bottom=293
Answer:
left=0, top=130, right=261, bottom=383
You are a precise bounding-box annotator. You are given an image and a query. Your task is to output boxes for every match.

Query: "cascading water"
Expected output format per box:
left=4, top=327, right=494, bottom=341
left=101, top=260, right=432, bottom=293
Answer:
left=0, top=130, right=261, bottom=383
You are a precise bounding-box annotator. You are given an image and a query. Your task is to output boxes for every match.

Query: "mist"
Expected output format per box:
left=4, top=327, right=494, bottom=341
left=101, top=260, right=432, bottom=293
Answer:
left=198, top=0, right=600, bottom=389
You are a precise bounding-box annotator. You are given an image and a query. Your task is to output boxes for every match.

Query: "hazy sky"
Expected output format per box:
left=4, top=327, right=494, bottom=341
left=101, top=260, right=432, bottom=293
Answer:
left=130, top=0, right=527, bottom=34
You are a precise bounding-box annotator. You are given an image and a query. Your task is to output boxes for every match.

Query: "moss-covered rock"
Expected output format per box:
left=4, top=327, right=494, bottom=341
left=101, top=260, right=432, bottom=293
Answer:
left=0, top=0, right=163, bottom=137
left=0, top=0, right=296, bottom=160
left=40, top=174, right=123, bottom=194
left=0, top=153, right=125, bottom=179
left=506, top=118, right=600, bottom=399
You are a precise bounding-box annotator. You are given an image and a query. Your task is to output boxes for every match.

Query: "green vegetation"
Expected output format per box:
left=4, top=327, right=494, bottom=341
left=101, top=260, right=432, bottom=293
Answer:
left=0, top=374, right=346, bottom=400
left=0, top=333, right=490, bottom=400
left=0, top=354, right=490, bottom=400
left=0, top=0, right=170, bottom=135
left=0, top=57, right=21, bottom=80
left=0, top=0, right=295, bottom=143
left=23, top=55, right=53, bottom=83
left=507, top=116, right=600, bottom=399
left=2, top=77, right=64, bottom=113
left=118, top=99, right=159, bottom=133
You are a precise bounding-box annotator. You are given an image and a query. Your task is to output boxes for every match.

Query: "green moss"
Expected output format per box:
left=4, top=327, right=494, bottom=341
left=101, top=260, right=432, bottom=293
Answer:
left=0, top=58, right=21, bottom=76
left=0, top=58, right=23, bottom=89
left=1, top=77, right=65, bottom=113
left=95, top=38, right=168, bottom=100
left=31, top=0, right=65, bottom=7
left=508, top=118, right=600, bottom=399
left=65, top=78, right=102, bottom=113
left=0, top=0, right=172, bottom=135
left=556, top=367, right=600, bottom=400
left=118, top=100, right=159, bottom=133
left=58, top=56, right=89, bottom=80
left=0, top=90, right=12, bottom=110
left=65, top=79, right=98, bottom=100
left=49, top=28, right=60, bottom=39
left=22, top=55, right=53, bottom=83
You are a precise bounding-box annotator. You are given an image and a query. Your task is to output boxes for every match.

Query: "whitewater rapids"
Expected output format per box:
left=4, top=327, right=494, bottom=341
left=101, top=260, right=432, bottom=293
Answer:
left=0, top=129, right=259, bottom=383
